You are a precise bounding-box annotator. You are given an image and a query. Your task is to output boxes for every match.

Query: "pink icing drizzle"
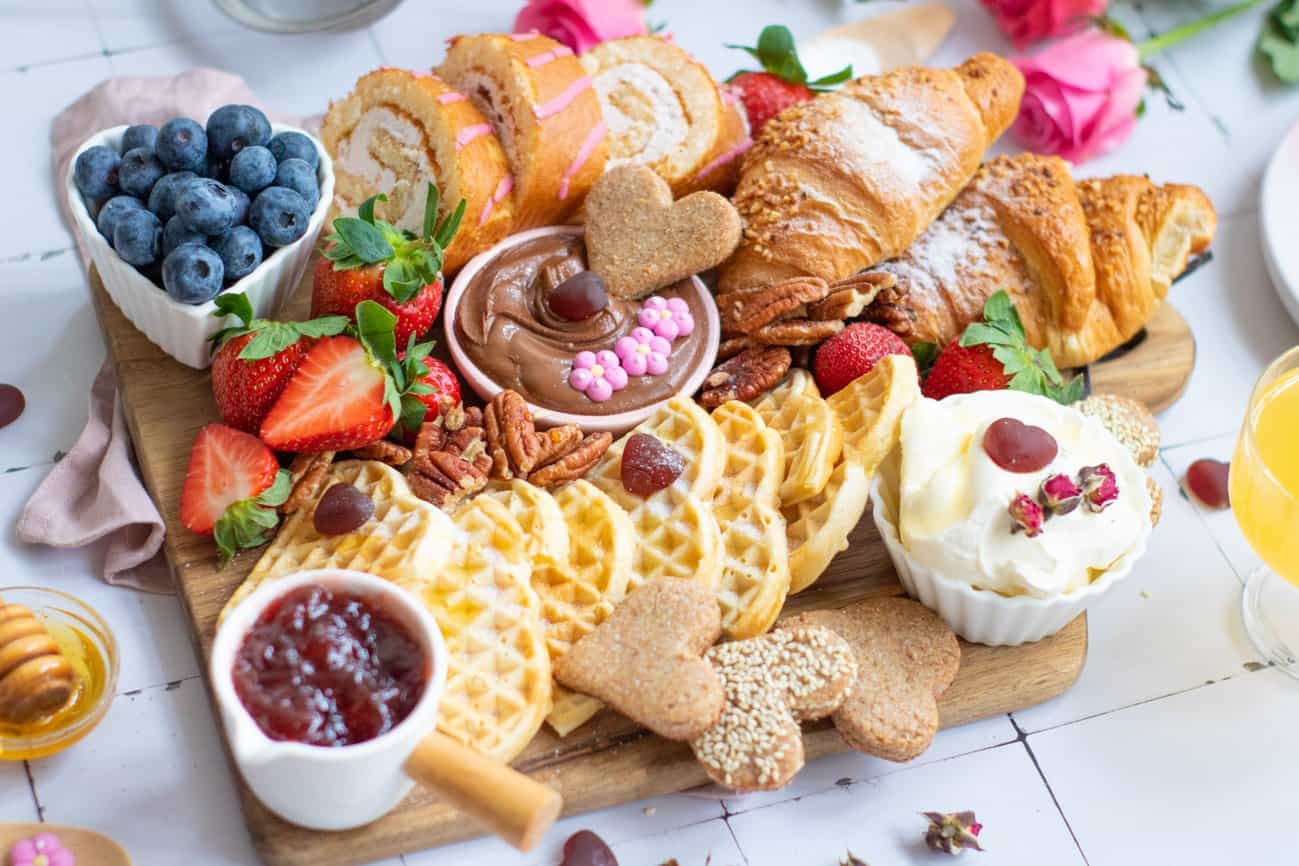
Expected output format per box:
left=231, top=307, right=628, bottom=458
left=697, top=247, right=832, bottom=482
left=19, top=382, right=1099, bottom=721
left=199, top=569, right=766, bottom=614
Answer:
left=437, top=90, right=467, bottom=104
left=456, top=123, right=492, bottom=151
left=695, top=138, right=753, bottom=180
left=558, top=121, right=606, bottom=200
left=510, top=31, right=541, bottom=41
left=526, top=45, right=573, bottom=67
left=478, top=175, right=514, bottom=227
left=535, top=76, right=593, bottom=120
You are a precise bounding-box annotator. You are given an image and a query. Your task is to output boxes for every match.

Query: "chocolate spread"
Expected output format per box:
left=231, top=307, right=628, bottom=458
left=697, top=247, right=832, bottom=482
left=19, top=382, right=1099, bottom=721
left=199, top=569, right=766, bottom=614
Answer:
left=454, top=231, right=713, bottom=415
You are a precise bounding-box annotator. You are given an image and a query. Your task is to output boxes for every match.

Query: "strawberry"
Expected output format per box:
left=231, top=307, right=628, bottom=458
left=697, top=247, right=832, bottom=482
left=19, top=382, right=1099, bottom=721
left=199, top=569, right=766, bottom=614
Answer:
left=312, top=182, right=465, bottom=346
left=209, top=292, right=349, bottom=433
left=179, top=424, right=290, bottom=562
left=813, top=322, right=911, bottom=396
left=726, top=25, right=854, bottom=135
left=260, top=302, right=435, bottom=452
left=398, top=352, right=462, bottom=439
left=916, top=291, right=1085, bottom=403
left=921, top=341, right=1012, bottom=400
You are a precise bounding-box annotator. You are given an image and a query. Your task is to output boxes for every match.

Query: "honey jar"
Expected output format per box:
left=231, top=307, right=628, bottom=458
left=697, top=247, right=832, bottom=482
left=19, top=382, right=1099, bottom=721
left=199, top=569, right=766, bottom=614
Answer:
left=0, top=587, right=118, bottom=760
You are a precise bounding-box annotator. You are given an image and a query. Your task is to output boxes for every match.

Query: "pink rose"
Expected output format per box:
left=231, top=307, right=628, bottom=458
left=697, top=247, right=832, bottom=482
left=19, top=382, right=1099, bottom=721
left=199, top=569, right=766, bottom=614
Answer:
left=514, top=0, right=648, bottom=54
left=1012, top=30, right=1148, bottom=164
left=980, top=0, right=1107, bottom=48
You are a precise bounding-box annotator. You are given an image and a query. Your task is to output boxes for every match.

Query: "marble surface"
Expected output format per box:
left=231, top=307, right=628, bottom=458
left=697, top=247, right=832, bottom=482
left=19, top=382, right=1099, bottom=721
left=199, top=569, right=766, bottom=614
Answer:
left=1, top=0, right=1297, bottom=864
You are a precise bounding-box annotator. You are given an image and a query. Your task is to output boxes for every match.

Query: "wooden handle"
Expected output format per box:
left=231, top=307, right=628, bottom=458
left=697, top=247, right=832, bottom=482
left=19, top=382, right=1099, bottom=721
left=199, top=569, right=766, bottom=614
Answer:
left=0, top=603, right=76, bottom=725
left=404, top=732, right=562, bottom=852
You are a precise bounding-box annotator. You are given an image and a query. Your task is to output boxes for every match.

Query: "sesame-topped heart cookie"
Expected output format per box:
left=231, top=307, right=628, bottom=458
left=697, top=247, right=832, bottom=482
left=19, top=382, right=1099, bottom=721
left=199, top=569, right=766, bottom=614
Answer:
left=585, top=164, right=742, bottom=299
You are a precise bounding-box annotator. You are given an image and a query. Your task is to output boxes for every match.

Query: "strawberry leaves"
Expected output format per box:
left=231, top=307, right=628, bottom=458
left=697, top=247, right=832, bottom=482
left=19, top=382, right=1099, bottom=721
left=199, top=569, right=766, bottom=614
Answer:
left=352, top=299, right=435, bottom=435
left=210, top=292, right=349, bottom=360
left=727, top=24, right=852, bottom=89
left=958, top=291, right=1084, bottom=405
left=322, top=182, right=466, bottom=304
left=212, top=468, right=291, bottom=564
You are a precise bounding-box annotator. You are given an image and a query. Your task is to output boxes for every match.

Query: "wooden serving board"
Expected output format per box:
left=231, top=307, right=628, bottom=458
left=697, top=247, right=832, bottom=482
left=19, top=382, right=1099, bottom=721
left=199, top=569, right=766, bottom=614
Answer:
left=90, top=267, right=1192, bottom=866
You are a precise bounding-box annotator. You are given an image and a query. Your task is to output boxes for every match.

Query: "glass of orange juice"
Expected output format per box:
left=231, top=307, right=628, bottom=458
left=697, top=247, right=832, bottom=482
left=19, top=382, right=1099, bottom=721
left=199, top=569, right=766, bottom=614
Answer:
left=1232, top=346, right=1299, bottom=674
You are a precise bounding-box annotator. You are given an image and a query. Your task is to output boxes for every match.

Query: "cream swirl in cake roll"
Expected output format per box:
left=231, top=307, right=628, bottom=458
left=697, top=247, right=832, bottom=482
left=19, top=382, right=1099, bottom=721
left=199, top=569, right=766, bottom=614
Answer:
left=440, top=33, right=608, bottom=229
left=896, top=391, right=1151, bottom=598
left=580, top=36, right=725, bottom=196
left=320, top=68, right=514, bottom=274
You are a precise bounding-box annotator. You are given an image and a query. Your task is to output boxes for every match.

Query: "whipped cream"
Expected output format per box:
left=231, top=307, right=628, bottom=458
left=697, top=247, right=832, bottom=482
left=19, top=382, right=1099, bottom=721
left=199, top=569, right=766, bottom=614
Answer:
left=896, top=391, right=1151, bottom=598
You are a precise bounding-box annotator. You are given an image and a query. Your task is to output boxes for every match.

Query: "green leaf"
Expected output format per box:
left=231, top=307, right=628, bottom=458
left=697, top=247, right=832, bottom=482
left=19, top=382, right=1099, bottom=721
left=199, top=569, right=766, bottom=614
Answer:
left=1260, top=1, right=1299, bottom=84
left=354, top=299, right=398, bottom=364
left=398, top=394, right=428, bottom=436
left=382, top=257, right=422, bottom=304
left=212, top=292, right=253, bottom=325
left=257, top=470, right=293, bottom=508
left=911, top=341, right=939, bottom=376
left=294, top=315, right=351, bottom=339
left=235, top=316, right=349, bottom=360
left=726, top=24, right=839, bottom=88
left=422, top=182, right=439, bottom=243
left=960, top=322, right=1016, bottom=348
left=212, top=495, right=281, bottom=564
left=1047, top=375, right=1087, bottom=405
left=808, top=65, right=853, bottom=88
left=333, top=217, right=394, bottom=264
left=981, top=290, right=1014, bottom=327
left=434, top=198, right=467, bottom=252
left=358, top=193, right=385, bottom=225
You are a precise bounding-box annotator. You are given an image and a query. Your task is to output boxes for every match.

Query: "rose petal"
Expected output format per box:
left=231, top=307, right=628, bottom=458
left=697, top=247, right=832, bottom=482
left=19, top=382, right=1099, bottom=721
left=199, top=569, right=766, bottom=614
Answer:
left=1016, top=31, right=1139, bottom=91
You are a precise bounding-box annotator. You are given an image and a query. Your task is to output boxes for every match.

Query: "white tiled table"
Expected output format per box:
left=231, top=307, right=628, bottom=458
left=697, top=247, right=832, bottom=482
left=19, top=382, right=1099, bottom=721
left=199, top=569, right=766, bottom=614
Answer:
left=1, top=1, right=1297, bottom=864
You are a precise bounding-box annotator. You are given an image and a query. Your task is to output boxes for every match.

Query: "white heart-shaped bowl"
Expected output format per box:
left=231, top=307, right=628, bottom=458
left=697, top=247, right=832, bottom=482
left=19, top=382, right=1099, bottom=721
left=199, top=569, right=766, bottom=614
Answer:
left=67, top=123, right=335, bottom=369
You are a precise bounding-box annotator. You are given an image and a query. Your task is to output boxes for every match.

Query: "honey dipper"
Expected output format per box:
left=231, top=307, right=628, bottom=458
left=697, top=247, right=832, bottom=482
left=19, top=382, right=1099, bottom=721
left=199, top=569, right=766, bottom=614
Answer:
left=0, top=596, right=77, bottom=724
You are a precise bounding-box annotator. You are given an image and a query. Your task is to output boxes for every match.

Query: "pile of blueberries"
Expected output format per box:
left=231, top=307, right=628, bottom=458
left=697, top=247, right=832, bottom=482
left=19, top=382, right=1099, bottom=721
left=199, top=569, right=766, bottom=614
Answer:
left=73, top=104, right=321, bottom=305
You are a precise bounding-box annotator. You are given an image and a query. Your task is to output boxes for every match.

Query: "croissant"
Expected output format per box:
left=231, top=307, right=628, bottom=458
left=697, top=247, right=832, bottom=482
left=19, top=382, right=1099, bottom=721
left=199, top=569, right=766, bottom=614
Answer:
left=320, top=68, right=515, bottom=274
left=718, top=52, right=1024, bottom=294
left=862, top=153, right=1217, bottom=368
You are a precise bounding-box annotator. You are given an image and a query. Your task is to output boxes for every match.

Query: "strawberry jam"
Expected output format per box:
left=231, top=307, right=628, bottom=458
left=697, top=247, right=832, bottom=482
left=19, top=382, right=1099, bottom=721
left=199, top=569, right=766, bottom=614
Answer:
left=232, top=585, right=427, bottom=747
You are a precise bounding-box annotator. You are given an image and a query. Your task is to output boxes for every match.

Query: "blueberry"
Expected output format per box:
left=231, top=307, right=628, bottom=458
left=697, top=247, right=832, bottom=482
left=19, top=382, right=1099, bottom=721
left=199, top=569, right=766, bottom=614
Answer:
left=206, top=104, right=271, bottom=161
left=146, top=171, right=196, bottom=221
left=249, top=186, right=311, bottom=248
left=118, top=147, right=165, bottom=199
left=163, top=215, right=207, bottom=256
left=162, top=244, right=224, bottom=304
left=175, top=178, right=238, bottom=235
left=267, top=131, right=319, bottom=171
left=74, top=145, right=121, bottom=200
left=229, top=185, right=250, bottom=225
left=95, top=195, right=145, bottom=240
left=228, top=145, right=277, bottom=194
left=212, top=226, right=264, bottom=283
left=112, top=208, right=162, bottom=266
left=122, top=124, right=158, bottom=153
left=156, top=118, right=207, bottom=172
left=199, top=153, right=225, bottom=181
left=273, top=158, right=319, bottom=211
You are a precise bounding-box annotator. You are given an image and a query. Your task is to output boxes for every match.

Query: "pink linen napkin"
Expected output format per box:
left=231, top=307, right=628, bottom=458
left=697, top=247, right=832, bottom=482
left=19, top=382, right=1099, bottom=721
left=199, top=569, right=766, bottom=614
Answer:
left=18, top=69, right=304, bottom=593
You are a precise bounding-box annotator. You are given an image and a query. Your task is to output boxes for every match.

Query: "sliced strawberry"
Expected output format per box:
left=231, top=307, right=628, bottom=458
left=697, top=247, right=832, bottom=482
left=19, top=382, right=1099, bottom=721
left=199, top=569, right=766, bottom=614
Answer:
left=727, top=25, right=853, bottom=135
left=259, top=335, right=395, bottom=452
left=180, top=424, right=289, bottom=561
left=209, top=293, right=350, bottom=433
left=311, top=182, right=463, bottom=346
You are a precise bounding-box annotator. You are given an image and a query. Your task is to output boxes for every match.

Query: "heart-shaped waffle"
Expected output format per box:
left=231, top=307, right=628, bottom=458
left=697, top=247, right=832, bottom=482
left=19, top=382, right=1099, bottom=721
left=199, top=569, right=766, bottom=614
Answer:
left=825, top=354, right=920, bottom=475
left=751, top=370, right=843, bottom=505
left=554, top=579, right=724, bottom=742
left=585, top=164, right=742, bottom=299
left=690, top=625, right=857, bottom=790
left=782, top=597, right=959, bottom=762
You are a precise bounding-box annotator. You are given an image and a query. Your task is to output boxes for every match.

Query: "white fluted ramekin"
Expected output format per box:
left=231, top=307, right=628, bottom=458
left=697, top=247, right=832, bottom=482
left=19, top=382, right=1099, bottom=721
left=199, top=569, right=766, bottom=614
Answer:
left=67, top=123, right=335, bottom=369
left=870, top=449, right=1149, bottom=646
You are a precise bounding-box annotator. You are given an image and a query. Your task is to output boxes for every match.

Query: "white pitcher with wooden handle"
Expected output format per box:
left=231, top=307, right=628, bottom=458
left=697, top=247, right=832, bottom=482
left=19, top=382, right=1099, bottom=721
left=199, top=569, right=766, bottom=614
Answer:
left=210, top=570, right=561, bottom=851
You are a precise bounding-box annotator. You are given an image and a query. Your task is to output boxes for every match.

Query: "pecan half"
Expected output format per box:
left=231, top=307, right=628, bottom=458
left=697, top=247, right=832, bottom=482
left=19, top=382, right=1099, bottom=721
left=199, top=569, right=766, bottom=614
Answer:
left=807, top=272, right=892, bottom=321
left=699, top=347, right=792, bottom=408
left=534, top=424, right=584, bottom=468
left=350, top=440, right=413, bottom=466
left=749, top=318, right=844, bottom=346
left=283, top=451, right=335, bottom=514
left=717, top=276, right=831, bottom=336
left=485, top=390, right=542, bottom=479
left=408, top=426, right=491, bottom=508
left=530, top=432, right=613, bottom=487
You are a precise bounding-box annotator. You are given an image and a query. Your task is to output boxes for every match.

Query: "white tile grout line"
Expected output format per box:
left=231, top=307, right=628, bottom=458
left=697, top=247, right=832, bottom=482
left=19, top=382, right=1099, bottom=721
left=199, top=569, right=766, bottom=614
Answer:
left=22, top=760, right=44, bottom=822
left=1008, top=714, right=1091, bottom=866
left=722, top=815, right=751, bottom=866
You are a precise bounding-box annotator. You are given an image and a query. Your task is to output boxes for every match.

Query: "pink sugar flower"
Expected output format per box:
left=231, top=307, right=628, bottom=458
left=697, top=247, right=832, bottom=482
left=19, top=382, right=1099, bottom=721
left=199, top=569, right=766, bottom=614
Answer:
left=10, top=833, right=75, bottom=866
left=614, top=327, right=672, bottom=377
left=638, top=296, right=695, bottom=340
left=568, top=349, right=628, bottom=402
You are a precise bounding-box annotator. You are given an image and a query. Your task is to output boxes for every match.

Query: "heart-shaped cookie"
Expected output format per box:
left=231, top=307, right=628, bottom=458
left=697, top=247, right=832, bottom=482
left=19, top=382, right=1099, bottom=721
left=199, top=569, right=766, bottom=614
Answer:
left=585, top=164, right=742, bottom=299
left=553, top=578, right=723, bottom=741
left=690, top=625, right=857, bottom=791
left=783, top=597, right=960, bottom=762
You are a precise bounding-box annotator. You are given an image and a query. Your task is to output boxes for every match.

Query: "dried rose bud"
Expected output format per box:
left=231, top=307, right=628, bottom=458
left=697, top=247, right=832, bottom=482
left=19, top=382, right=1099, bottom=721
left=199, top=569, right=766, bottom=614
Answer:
left=923, top=810, right=984, bottom=855
left=1038, top=473, right=1083, bottom=517
left=1079, top=464, right=1120, bottom=513
left=1009, top=493, right=1045, bottom=537
left=840, top=854, right=869, bottom=866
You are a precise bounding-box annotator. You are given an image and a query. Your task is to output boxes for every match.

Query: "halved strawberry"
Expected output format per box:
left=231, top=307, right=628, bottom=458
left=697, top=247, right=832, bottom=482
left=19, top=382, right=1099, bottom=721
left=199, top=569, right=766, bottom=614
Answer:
left=727, top=25, right=853, bottom=135
left=209, top=293, right=349, bottom=433
left=259, top=335, right=394, bottom=452
left=311, top=182, right=464, bottom=346
left=180, top=424, right=289, bottom=562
